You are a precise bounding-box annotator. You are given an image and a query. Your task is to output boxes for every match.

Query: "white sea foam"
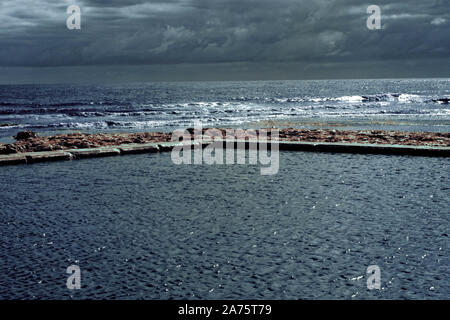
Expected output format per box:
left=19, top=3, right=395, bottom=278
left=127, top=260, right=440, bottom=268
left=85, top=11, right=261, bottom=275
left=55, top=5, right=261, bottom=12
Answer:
left=398, top=94, right=422, bottom=103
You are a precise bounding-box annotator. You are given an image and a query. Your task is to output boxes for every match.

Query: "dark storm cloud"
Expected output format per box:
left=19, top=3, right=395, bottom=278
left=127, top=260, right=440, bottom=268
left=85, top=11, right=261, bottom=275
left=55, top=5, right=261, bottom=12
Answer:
left=0, top=0, right=449, bottom=81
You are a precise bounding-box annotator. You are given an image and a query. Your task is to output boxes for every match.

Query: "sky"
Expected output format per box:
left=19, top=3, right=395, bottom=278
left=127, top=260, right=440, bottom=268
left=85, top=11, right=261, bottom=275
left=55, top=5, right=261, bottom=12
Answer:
left=0, top=0, right=449, bottom=83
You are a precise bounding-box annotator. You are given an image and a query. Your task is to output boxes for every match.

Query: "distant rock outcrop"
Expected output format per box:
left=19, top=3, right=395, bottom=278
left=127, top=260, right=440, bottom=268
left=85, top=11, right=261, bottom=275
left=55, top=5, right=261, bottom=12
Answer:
left=15, top=131, right=39, bottom=140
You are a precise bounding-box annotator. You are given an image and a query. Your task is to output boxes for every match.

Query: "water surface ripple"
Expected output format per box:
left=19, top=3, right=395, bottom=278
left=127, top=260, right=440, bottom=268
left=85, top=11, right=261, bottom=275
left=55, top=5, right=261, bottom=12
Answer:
left=0, top=152, right=448, bottom=299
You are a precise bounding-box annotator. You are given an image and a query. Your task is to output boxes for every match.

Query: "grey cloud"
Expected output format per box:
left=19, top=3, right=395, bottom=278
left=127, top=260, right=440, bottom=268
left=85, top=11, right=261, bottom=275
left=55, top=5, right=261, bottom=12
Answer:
left=0, top=0, right=449, bottom=81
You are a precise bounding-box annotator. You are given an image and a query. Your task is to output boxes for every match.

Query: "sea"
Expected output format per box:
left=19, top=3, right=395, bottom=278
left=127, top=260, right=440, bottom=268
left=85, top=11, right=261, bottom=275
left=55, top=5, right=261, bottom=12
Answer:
left=0, top=79, right=448, bottom=299
left=0, top=79, right=449, bottom=141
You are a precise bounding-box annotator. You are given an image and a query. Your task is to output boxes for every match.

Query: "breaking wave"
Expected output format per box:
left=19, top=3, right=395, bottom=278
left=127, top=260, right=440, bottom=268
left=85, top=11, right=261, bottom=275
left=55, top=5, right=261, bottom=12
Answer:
left=1, top=79, right=449, bottom=137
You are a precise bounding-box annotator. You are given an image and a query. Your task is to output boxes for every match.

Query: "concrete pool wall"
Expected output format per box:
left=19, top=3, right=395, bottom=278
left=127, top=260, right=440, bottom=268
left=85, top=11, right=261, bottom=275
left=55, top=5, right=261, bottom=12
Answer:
left=1, top=140, right=449, bottom=166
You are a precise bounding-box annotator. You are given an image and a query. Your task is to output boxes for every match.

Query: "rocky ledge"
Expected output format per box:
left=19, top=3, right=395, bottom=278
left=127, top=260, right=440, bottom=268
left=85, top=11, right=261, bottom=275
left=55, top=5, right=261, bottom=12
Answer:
left=277, top=128, right=450, bottom=146
left=0, top=129, right=449, bottom=155
left=0, top=131, right=171, bottom=154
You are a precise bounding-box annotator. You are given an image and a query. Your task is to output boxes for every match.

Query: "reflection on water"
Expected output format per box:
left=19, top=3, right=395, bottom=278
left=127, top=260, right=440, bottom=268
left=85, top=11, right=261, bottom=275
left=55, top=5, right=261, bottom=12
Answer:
left=0, top=151, right=448, bottom=299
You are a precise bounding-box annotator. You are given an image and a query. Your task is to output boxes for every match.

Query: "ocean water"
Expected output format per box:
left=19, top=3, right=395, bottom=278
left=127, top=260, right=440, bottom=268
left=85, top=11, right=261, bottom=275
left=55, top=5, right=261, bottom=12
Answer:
left=0, top=79, right=449, bottom=300
left=0, top=79, right=450, bottom=141
left=0, top=151, right=448, bottom=299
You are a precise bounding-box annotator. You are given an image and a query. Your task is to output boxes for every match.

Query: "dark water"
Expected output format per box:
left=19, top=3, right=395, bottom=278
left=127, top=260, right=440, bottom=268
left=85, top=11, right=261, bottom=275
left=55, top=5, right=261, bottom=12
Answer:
left=1, top=79, right=450, bottom=141
left=0, top=152, right=448, bottom=299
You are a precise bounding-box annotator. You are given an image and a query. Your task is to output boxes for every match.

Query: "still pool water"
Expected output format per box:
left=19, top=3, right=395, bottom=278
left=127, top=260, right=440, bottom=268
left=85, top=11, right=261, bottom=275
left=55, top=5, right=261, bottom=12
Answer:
left=0, top=151, right=448, bottom=299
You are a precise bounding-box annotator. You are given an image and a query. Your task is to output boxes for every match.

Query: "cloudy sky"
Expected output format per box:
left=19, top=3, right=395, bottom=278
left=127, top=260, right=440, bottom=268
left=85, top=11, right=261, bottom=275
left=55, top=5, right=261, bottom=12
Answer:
left=0, top=0, right=449, bottom=83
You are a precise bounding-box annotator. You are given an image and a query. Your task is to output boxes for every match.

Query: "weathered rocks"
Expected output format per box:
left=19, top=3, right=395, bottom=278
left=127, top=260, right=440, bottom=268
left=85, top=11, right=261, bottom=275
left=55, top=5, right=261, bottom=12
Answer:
left=0, top=144, right=19, bottom=155
left=277, top=128, right=450, bottom=146
left=1, top=131, right=171, bottom=154
left=15, top=131, right=39, bottom=140
left=0, top=129, right=449, bottom=157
